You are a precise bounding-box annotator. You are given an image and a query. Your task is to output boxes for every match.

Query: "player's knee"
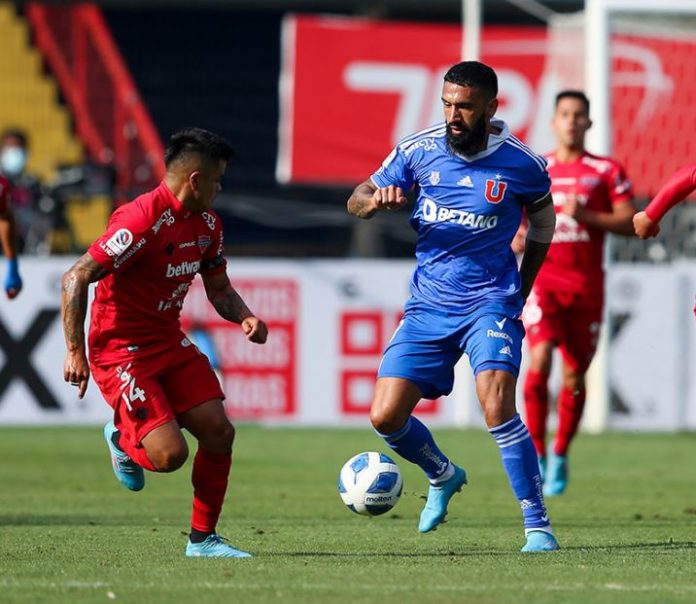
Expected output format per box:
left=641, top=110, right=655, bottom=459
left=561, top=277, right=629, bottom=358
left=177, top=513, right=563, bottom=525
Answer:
left=151, top=442, right=189, bottom=472
left=562, top=370, right=585, bottom=393
left=370, top=405, right=404, bottom=435
left=200, top=417, right=235, bottom=452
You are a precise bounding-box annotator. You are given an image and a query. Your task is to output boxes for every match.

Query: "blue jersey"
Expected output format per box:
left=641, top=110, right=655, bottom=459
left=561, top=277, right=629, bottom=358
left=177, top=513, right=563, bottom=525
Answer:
left=371, top=118, right=550, bottom=317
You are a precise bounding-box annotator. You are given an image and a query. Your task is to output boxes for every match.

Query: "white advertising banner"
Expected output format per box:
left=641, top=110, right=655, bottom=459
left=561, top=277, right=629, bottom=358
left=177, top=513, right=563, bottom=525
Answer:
left=0, top=259, right=693, bottom=430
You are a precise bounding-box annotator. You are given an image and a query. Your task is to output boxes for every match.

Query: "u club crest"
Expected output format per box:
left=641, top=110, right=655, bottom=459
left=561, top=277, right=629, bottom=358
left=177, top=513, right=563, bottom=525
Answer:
left=484, top=179, right=508, bottom=204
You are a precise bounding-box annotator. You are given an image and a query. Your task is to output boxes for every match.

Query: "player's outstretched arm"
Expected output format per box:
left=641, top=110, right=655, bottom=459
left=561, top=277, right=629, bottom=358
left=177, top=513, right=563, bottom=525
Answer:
left=347, top=180, right=407, bottom=219
left=634, top=162, right=696, bottom=239
left=519, top=194, right=555, bottom=302
left=202, top=271, right=268, bottom=344
left=61, top=253, right=109, bottom=398
left=0, top=208, right=22, bottom=299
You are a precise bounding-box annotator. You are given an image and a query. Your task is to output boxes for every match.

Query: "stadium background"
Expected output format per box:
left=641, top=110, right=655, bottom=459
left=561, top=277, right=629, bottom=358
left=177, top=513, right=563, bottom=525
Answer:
left=0, top=0, right=695, bottom=431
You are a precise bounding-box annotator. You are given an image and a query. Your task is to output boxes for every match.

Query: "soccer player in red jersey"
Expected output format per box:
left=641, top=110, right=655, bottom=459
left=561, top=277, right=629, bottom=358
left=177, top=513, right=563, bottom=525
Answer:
left=61, top=128, right=268, bottom=558
left=517, top=91, right=636, bottom=496
left=0, top=175, right=22, bottom=298
left=633, top=163, right=696, bottom=239
left=633, top=163, right=696, bottom=317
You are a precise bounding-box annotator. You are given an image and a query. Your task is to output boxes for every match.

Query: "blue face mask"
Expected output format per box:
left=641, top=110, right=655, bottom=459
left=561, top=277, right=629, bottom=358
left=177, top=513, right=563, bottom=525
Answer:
left=0, top=147, right=27, bottom=176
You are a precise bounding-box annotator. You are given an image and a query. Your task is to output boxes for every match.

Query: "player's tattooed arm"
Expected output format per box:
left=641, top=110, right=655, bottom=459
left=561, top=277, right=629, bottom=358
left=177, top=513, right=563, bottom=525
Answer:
left=347, top=180, right=407, bottom=219
left=61, top=253, right=109, bottom=398
left=202, top=272, right=268, bottom=344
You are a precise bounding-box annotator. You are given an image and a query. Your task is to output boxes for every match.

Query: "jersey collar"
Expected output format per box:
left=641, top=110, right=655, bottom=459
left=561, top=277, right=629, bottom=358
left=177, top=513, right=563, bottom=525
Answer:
left=158, top=180, right=188, bottom=214
left=452, top=117, right=510, bottom=162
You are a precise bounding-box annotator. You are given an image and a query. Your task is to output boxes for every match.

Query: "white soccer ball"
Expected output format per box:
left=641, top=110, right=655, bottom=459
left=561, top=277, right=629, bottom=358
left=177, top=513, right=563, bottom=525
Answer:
left=338, top=451, right=403, bottom=516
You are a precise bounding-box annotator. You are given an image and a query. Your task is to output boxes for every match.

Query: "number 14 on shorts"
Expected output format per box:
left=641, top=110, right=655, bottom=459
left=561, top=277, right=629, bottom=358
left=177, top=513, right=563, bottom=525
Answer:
left=116, top=364, right=146, bottom=410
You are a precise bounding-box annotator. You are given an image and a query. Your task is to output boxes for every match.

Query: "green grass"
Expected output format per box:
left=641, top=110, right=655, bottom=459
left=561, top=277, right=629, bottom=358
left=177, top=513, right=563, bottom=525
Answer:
left=0, top=427, right=695, bottom=604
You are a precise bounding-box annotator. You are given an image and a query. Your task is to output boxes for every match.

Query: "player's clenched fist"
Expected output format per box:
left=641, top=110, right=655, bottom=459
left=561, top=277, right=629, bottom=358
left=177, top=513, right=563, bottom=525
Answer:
left=241, top=316, right=268, bottom=344
left=372, top=185, right=407, bottom=212
left=633, top=211, right=660, bottom=239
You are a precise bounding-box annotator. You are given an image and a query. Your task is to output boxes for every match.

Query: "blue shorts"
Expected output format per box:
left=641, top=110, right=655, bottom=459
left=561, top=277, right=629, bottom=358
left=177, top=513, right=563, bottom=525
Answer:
left=378, top=308, right=525, bottom=399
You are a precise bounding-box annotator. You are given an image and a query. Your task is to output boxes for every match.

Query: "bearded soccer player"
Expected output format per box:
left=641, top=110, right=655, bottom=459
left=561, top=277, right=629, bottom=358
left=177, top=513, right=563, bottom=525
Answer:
left=0, top=175, right=22, bottom=298
left=347, top=61, right=559, bottom=552
left=518, top=91, right=635, bottom=497
left=61, top=128, right=268, bottom=558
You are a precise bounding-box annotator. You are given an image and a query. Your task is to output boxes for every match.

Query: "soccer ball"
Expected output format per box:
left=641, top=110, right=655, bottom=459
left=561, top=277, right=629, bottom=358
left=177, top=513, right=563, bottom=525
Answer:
left=338, top=451, right=403, bottom=516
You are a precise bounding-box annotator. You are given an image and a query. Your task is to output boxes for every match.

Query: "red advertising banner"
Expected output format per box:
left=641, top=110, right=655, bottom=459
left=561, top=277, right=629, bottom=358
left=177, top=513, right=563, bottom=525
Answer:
left=338, top=310, right=439, bottom=416
left=278, top=14, right=696, bottom=196
left=181, top=278, right=297, bottom=419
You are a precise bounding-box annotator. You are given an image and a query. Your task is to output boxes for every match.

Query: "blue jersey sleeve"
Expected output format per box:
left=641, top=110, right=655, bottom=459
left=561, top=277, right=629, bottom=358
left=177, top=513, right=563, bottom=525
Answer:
left=519, top=158, right=551, bottom=207
left=370, top=146, right=416, bottom=191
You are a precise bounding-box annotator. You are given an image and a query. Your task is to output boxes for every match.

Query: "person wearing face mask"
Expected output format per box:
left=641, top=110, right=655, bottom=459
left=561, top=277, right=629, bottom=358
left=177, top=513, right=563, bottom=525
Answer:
left=0, top=129, right=44, bottom=254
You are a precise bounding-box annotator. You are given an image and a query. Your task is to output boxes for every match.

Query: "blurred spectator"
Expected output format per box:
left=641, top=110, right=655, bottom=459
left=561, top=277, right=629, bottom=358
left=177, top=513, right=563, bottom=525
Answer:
left=0, top=175, right=23, bottom=298
left=0, top=128, right=47, bottom=254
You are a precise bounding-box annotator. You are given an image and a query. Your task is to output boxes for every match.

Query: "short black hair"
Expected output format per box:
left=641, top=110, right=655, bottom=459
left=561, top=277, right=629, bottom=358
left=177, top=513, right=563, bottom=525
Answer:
left=1, top=128, right=29, bottom=149
left=555, top=90, right=590, bottom=115
left=164, top=127, right=234, bottom=168
left=443, top=61, right=498, bottom=98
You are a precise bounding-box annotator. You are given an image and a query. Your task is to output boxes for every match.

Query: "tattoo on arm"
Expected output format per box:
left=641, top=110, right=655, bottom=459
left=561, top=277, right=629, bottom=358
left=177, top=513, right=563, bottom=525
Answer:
left=210, top=287, right=253, bottom=324
left=347, top=181, right=378, bottom=219
left=61, top=254, right=109, bottom=352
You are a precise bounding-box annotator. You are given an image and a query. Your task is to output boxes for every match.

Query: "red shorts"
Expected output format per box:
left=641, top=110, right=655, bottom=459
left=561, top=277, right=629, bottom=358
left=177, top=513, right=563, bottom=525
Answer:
left=522, top=286, right=603, bottom=373
left=90, top=341, right=224, bottom=446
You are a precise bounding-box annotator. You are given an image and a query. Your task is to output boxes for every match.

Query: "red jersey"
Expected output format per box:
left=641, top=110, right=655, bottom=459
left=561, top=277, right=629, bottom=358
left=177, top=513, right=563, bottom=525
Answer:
left=0, top=175, right=11, bottom=213
left=88, top=181, right=227, bottom=363
left=534, top=151, right=632, bottom=297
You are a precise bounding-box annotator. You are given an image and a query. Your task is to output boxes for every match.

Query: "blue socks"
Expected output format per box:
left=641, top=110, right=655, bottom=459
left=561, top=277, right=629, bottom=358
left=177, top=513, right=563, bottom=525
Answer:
left=489, top=414, right=551, bottom=532
left=377, top=416, right=451, bottom=481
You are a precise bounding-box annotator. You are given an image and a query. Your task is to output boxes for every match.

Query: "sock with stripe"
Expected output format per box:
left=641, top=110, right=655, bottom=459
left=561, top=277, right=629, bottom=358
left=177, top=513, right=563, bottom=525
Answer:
left=377, top=416, right=452, bottom=482
left=489, top=413, right=551, bottom=531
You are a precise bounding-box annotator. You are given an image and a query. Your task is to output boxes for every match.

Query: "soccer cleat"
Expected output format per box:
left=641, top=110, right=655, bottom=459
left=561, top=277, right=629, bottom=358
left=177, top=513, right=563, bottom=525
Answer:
left=185, top=534, right=253, bottom=558
left=418, top=465, right=467, bottom=533
left=103, top=421, right=145, bottom=492
left=543, top=452, right=568, bottom=497
left=521, top=530, right=560, bottom=552
left=538, top=455, right=547, bottom=483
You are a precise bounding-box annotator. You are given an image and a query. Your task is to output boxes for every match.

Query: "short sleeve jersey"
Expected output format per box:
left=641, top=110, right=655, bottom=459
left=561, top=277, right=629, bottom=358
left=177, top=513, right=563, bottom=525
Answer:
left=88, top=181, right=227, bottom=362
left=371, top=118, right=550, bottom=317
left=0, top=175, right=11, bottom=213
left=534, top=151, right=632, bottom=297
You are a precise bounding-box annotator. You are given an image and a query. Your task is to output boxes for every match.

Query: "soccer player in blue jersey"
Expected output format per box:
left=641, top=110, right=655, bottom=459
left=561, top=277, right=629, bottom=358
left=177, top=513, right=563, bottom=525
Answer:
left=347, top=61, right=559, bottom=552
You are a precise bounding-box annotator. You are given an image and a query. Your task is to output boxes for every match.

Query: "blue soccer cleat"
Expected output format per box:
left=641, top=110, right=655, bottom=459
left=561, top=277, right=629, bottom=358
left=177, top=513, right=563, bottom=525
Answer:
left=103, top=421, right=145, bottom=492
left=543, top=452, right=568, bottom=497
left=185, top=534, right=253, bottom=558
left=538, top=455, right=547, bottom=483
left=521, top=530, right=560, bottom=552
left=418, top=465, right=467, bottom=533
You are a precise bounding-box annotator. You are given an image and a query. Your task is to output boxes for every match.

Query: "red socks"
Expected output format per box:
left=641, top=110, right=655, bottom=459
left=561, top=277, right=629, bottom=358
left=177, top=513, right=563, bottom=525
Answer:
left=554, top=386, right=586, bottom=456
left=190, top=448, right=232, bottom=533
left=523, top=370, right=549, bottom=457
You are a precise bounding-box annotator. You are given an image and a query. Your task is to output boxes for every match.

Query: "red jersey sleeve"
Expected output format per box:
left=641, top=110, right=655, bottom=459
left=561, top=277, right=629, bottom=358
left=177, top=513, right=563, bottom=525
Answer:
left=199, top=210, right=227, bottom=276
left=88, top=202, right=153, bottom=272
left=606, top=160, right=633, bottom=206
left=0, top=176, right=11, bottom=214
left=645, top=163, right=696, bottom=223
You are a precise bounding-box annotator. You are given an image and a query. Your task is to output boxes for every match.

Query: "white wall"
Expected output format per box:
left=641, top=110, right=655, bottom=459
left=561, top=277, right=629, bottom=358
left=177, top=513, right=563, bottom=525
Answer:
left=0, top=258, right=693, bottom=430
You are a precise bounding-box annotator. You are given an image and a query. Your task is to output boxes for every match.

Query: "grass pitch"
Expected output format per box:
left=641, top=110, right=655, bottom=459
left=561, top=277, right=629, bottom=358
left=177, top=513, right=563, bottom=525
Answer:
left=0, top=426, right=695, bottom=604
